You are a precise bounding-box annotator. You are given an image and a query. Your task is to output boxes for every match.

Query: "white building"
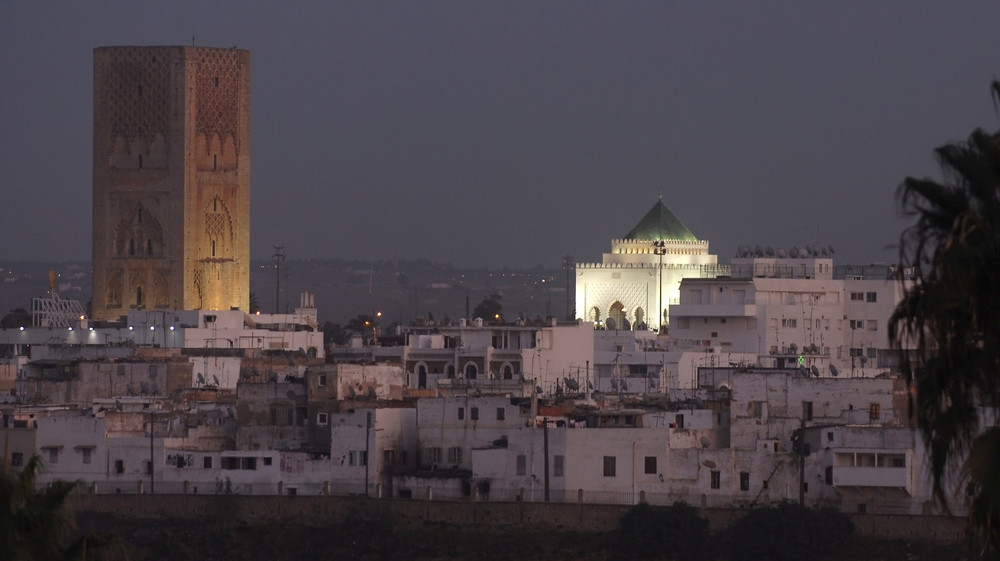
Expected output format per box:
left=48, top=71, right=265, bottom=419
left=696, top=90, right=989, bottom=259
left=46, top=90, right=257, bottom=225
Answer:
left=575, top=197, right=724, bottom=332
left=669, top=255, right=908, bottom=378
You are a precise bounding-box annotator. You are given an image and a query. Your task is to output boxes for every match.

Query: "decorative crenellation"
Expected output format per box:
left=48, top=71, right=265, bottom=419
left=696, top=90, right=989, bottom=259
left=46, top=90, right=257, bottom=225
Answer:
left=195, top=50, right=243, bottom=151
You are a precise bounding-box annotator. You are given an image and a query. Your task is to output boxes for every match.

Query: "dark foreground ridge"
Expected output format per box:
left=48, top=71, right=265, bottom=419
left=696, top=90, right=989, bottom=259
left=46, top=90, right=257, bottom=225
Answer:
left=72, top=495, right=969, bottom=561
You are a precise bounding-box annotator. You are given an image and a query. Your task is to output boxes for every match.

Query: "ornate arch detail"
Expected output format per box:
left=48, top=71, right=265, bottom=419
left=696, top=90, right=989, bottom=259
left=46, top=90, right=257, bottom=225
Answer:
left=204, top=196, right=234, bottom=259
left=113, top=201, right=165, bottom=258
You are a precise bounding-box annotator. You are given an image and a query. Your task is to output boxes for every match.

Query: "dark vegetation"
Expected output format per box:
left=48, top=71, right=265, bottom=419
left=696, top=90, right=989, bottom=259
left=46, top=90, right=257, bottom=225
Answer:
left=66, top=501, right=967, bottom=561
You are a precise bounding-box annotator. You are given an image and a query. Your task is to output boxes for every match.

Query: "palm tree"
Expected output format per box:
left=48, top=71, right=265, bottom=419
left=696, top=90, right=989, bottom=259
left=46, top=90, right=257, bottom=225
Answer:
left=889, top=82, right=1000, bottom=554
left=0, top=455, right=128, bottom=561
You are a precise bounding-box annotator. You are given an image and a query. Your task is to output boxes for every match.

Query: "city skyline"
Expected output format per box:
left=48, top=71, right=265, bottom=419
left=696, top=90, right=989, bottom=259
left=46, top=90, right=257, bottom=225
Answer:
left=3, top=3, right=1000, bottom=268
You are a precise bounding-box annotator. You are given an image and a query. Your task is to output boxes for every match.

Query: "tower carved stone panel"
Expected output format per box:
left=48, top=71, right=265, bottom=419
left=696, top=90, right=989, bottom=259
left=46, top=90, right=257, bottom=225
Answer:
left=92, top=46, right=250, bottom=321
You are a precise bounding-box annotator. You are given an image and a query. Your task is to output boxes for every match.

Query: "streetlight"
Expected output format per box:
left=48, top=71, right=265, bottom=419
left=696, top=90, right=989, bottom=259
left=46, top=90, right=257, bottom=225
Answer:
left=653, top=241, right=666, bottom=332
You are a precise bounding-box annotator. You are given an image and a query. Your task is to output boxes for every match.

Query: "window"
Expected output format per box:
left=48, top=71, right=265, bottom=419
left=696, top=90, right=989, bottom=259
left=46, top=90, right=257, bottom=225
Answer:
left=317, top=412, right=328, bottom=425
left=447, top=447, right=462, bottom=464
left=867, top=320, right=878, bottom=332
left=644, top=456, right=657, bottom=474
left=428, top=447, right=442, bottom=464
left=318, top=374, right=327, bottom=387
left=203, top=457, right=212, bottom=469
left=869, top=403, right=880, bottom=421
left=710, top=471, right=721, bottom=489
left=358, top=451, right=367, bottom=466
left=850, top=292, right=864, bottom=301
left=470, top=407, right=479, bottom=421
left=740, top=471, right=750, bottom=491
left=11, top=452, right=23, bottom=467
left=866, top=292, right=877, bottom=303
left=781, top=318, right=797, bottom=328
left=827, top=431, right=834, bottom=442
left=849, top=319, right=864, bottom=330
left=516, top=454, right=527, bottom=476
left=850, top=347, right=864, bottom=357
left=603, top=456, right=616, bottom=477
left=263, top=457, right=272, bottom=466
left=803, top=401, right=814, bottom=421
left=349, top=451, right=357, bottom=466
left=241, top=457, right=257, bottom=470
left=825, top=466, right=834, bottom=485
left=115, top=459, right=125, bottom=474
left=749, top=401, right=764, bottom=418
left=866, top=348, right=877, bottom=359
left=46, top=448, right=59, bottom=464
left=81, top=448, right=92, bottom=465
left=553, top=455, right=564, bottom=477
left=458, top=407, right=464, bottom=420
left=675, top=414, right=685, bottom=429
left=496, top=407, right=505, bottom=421
left=857, top=503, right=867, bottom=514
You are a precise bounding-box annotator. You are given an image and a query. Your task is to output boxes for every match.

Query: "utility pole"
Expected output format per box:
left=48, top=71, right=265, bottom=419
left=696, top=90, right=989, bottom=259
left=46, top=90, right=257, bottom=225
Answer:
left=653, top=241, right=666, bottom=332
left=562, top=255, right=574, bottom=321
left=273, top=244, right=285, bottom=314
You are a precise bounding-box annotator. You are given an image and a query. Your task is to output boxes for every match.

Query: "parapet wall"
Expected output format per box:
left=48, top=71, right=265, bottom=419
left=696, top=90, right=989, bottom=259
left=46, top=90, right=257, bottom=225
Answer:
left=73, top=494, right=966, bottom=543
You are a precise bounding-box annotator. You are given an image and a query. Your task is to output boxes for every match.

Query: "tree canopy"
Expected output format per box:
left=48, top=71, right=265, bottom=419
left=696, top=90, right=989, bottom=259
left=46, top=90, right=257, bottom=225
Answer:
left=889, top=81, right=1000, bottom=554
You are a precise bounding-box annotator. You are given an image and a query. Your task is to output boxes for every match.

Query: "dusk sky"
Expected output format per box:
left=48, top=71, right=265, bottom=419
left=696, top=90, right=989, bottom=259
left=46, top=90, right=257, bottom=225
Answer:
left=3, top=2, right=1000, bottom=268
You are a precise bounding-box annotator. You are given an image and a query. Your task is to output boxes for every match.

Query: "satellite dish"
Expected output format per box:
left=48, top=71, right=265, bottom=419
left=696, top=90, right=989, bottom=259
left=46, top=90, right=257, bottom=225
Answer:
left=798, top=366, right=808, bottom=377
left=789, top=342, right=798, bottom=353
left=605, top=317, right=617, bottom=330
left=620, top=379, right=628, bottom=392
left=196, top=373, right=205, bottom=385
left=777, top=248, right=787, bottom=258
left=810, top=365, right=820, bottom=377
left=611, top=379, right=619, bottom=390
left=564, top=377, right=579, bottom=391
left=139, top=381, right=151, bottom=394
left=367, top=386, right=377, bottom=398
left=754, top=244, right=764, bottom=256
left=212, top=375, right=220, bottom=386
left=828, top=245, right=836, bottom=255
left=821, top=247, right=829, bottom=257
left=348, top=386, right=357, bottom=398
left=765, top=246, right=775, bottom=257
left=535, top=386, right=543, bottom=394
left=790, top=247, right=800, bottom=258
left=587, top=380, right=594, bottom=390
left=860, top=356, right=868, bottom=365
left=700, top=436, right=711, bottom=448
left=621, top=318, right=631, bottom=330
left=649, top=379, right=658, bottom=390
left=829, top=364, right=840, bottom=377
left=114, top=399, right=123, bottom=411
left=809, top=343, right=818, bottom=354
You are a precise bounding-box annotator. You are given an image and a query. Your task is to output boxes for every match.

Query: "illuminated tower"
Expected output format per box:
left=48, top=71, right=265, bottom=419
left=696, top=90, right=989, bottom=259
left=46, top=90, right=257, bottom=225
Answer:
left=91, top=46, right=250, bottom=320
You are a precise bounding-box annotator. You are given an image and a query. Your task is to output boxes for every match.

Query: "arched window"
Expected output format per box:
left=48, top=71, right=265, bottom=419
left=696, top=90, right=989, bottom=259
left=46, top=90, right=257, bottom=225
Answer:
left=129, top=239, right=135, bottom=256
left=464, top=362, right=478, bottom=380
left=445, top=363, right=455, bottom=379
left=502, top=364, right=513, bottom=380
left=136, top=286, right=143, bottom=306
left=417, top=364, right=427, bottom=389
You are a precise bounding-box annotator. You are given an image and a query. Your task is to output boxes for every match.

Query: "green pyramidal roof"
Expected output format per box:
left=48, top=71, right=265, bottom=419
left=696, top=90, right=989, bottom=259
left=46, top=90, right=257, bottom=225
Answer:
left=623, top=198, right=698, bottom=241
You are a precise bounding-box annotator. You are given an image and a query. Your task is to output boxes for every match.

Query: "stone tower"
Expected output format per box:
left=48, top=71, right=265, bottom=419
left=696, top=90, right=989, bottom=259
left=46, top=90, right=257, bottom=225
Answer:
left=91, top=46, right=250, bottom=320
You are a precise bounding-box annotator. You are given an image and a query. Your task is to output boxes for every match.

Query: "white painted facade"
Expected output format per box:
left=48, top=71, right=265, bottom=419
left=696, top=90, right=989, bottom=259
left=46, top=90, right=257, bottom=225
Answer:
left=669, top=256, right=908, bottom=378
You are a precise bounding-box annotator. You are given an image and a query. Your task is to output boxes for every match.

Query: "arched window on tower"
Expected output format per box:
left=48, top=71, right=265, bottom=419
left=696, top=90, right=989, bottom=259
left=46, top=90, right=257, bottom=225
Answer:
left=136, top=286, right=143, bottom=306
left=211, top=240, right=216, bottom=257
left=129, top=239, right=135, bottom=256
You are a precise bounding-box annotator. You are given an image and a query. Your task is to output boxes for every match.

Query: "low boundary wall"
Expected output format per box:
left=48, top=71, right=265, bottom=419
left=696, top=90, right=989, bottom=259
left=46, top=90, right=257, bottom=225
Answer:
left=73, top=494, right=967, bottom=544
